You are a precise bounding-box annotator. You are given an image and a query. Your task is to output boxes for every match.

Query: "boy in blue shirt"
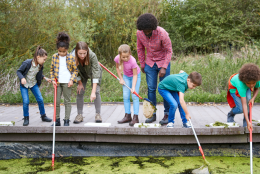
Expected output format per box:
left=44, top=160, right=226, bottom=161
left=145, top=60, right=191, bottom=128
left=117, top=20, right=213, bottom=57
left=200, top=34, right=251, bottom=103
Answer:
left=158, top=70, right=202, bottom=128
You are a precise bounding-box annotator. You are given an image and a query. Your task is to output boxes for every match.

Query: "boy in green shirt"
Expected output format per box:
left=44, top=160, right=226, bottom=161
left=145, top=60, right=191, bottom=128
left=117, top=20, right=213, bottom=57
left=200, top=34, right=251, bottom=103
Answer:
left=158, top=71, right=202, bottom=128
left=227, top=63, right=260, bottom=131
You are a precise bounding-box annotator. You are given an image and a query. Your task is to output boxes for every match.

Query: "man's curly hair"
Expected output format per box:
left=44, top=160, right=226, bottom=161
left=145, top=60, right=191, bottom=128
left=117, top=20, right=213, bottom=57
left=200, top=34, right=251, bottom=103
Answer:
left=239, top=63, right=260, bottom=83
left=136, top=13, right=158, bottom=30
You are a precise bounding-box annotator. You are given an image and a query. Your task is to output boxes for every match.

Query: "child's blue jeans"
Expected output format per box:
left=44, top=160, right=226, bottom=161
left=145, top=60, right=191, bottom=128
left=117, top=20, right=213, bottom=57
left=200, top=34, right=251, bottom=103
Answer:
left=228, top=88, right=251, bottom=127
left=20, top=84, right=45, bottom=117
left=158, top=87, right=187, bottom=124
left=123, top=73, right=141, bottom=115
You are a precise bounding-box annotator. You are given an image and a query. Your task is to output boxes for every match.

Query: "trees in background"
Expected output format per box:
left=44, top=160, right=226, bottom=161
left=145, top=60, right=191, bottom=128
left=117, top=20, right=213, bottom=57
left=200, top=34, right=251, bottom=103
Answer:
left=161, top=0, right=260, bottom=54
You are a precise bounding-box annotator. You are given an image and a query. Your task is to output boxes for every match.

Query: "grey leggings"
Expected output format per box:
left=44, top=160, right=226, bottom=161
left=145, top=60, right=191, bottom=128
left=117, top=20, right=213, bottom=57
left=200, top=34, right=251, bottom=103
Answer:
left=77, top=80, right=101, bottom=114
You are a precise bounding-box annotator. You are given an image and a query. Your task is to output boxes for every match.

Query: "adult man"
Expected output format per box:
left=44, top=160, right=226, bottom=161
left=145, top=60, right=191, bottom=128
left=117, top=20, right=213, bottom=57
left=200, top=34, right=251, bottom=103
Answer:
left=136, top=13, right=172, bottom=124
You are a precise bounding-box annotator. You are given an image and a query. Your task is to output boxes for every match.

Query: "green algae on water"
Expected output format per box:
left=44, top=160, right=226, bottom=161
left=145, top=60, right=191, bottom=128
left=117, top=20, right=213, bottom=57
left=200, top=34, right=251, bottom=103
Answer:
left=0, top=156, right=259, bottom=174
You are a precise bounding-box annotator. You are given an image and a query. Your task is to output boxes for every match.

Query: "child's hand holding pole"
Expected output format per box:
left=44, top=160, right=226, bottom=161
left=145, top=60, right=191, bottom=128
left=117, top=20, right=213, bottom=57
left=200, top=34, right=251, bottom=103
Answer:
left=52, top=80, right=57, bottom=88
left=119, top=79, right=125, bottom=85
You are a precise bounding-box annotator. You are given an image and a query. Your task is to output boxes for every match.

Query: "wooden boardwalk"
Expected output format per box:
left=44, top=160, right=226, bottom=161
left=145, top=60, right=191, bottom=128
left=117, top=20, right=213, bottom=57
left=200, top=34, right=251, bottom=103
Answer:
left=0, top=103, right=260, bottom=128
left=1, top=103, right=260, bottom=144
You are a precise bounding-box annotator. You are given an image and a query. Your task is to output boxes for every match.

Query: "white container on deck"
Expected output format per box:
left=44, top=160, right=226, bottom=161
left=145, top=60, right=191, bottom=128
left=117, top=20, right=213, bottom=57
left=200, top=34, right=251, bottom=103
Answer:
left=0, top=122, right=14, bottom=126
left=84, top=122, right=111, bottom=127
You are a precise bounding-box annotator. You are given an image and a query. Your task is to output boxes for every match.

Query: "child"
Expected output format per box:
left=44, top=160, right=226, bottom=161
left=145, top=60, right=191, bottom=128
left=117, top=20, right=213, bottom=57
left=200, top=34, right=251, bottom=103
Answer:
left=158, top=70, right=202, bottom=128
left=227, top=63, right=260, bottom=131
left=17, top=46, right=52, bottom=126
left=50, top=32, right=78, bottom=126
left=71, top=41, right=103, bottom=123
left=115, top=44, right=141, bottom=126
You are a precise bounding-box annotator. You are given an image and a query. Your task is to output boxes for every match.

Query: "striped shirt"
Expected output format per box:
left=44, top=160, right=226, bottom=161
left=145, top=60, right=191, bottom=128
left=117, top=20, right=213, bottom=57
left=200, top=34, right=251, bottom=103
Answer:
left=137, top=26, right=172, bottom=69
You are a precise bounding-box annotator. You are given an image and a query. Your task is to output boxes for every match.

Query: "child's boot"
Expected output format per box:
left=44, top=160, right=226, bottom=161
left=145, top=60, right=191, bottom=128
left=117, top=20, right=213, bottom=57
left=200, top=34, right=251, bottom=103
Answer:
left=95, top=113, right=102, bottom=123
left=51, top=118, right=60, bottom=126
left=159, top=113, right=168, bottom=125
left=227, top=110, right=235, bottom=122
left=129, top=115, right=139, bottom=126
left=118, top=113, right=132, bottom=124
left=41, top=114, right=52, bottom=122
left=23, top=116, right=29, bottom=126
left=73, top=114, right=83, bottom=124
left=145, top=113, right=156, bottom=123
left=64, top=119, right=70, bottom=126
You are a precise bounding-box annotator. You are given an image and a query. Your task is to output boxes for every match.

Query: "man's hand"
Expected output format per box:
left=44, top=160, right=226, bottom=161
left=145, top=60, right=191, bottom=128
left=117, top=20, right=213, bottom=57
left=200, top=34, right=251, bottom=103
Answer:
left=77, top=81, right=84, bottom=94
left=68, top=80, right=73, bottom=87
left=159, top=68, right=166, bottom=77
left=141, top=67, right=145, bottom=74
left=21, top=78, right=26, bottom=85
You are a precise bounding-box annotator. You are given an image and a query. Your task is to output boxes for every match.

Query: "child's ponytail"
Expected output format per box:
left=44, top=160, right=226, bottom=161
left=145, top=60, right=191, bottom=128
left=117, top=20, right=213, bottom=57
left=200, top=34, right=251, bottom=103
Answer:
left=33, top=46, right=47, bottom=69
left=56, top=32, right=70, bottom=49
left=118, top=44, right=131, bottom=73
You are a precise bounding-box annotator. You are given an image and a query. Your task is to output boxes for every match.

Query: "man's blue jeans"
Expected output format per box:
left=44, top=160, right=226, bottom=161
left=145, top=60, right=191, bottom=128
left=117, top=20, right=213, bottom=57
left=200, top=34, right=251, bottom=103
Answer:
left=228, top=88, right=251, bottom=127
left=20, top=84, right=45, bottom=117
left=158, top=87, right=187, bottom=123
left=144, top=63, right=171, bottom=114
left=123, top=73, right=141, bottom=115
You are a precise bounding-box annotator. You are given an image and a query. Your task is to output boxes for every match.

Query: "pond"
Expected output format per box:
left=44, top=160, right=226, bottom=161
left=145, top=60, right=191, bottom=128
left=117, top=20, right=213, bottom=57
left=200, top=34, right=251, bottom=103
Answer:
left=0, top=156, right=259, bottom=174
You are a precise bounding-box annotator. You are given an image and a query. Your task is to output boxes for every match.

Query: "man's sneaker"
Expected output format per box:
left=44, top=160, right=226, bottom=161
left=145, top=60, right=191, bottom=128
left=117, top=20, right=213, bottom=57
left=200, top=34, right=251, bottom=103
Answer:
left=167, top=122, right=174, bottom=128
left=159, top=114, right=168, bottom=125
left=182, top=122, right=191, bottom=128
left=95, top=113, right=102, bottom=123
left=73, top=114, right=83, bottom=124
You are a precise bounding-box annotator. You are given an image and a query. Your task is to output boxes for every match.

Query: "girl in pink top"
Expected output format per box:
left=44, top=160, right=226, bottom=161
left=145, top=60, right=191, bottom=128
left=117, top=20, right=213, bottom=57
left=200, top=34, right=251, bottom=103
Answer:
left=114, top=44, right=141, bottom=126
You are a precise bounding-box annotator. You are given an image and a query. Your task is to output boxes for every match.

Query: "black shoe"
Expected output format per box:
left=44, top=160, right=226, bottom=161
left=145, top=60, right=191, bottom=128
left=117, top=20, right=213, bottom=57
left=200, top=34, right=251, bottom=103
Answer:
left=145, top=114, right=156, bottom=123
left=227, top=110, right=235, bottom=122
left=23, top=116, right=29, bottom=126
left=51, top=118, right=60, bottom=126
left=159, top=114, right=168, bottom=125
left=64, top=119, right=70, bottom=126
left=41, top=114, right=52, bottom=122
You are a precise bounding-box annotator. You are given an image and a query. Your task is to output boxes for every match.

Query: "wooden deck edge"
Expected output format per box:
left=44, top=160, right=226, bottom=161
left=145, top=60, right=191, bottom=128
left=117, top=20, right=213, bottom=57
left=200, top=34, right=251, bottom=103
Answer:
left=0, top=133, right=249, bottom=144
left=0, top=126, right=247, bottom=135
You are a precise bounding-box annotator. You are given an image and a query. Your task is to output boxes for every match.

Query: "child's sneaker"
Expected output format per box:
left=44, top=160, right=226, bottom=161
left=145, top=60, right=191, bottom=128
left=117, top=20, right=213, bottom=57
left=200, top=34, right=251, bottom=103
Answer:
left=167, top=122, right=174, bottom=128
left=182, top=122, right=191, bottom=128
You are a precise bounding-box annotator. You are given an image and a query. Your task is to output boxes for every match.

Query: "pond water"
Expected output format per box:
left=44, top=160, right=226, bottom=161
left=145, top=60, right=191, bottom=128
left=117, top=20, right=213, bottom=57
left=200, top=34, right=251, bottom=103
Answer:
left=0, top=156, right=259, bottom=174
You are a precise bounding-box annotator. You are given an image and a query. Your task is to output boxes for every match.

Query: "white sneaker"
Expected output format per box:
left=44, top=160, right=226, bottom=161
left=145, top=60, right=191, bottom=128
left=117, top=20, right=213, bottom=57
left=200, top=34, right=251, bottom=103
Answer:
left=167, top=122, right=174, bottom=128
left=182, top=122, right=191, bottom=128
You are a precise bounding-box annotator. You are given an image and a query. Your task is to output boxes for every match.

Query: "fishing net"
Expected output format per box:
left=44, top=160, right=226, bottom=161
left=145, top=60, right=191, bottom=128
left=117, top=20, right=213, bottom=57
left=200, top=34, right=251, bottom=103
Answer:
left=143, top=100, right=155, bottom=118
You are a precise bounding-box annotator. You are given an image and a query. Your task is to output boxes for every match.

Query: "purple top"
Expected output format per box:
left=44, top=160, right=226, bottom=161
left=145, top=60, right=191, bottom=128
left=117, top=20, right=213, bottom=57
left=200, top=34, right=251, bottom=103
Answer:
left=114, top=55, right=141, bottom=77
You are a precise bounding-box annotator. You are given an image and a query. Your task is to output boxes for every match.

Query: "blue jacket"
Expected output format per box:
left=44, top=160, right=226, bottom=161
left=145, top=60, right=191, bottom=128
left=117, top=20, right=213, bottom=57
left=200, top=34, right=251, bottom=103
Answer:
left=17, top=59, right=44, bottom=87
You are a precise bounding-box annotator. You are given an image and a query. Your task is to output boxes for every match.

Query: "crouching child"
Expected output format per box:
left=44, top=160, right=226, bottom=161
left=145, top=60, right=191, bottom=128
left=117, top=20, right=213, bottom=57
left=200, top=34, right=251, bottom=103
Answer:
left=158, top=71, right=202, bottom=128
left=227, top=63, right=260, bottom=131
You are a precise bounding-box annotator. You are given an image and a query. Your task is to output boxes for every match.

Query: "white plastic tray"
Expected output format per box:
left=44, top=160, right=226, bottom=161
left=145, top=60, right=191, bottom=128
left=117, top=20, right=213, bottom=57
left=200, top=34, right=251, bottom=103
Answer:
left=84, top=122, right=111, bottom=127
left=209, top=122, right=239, bottom=128
left=0, top=122, right=14, bottom=126
left=134, top=123, right=161, bottom=128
